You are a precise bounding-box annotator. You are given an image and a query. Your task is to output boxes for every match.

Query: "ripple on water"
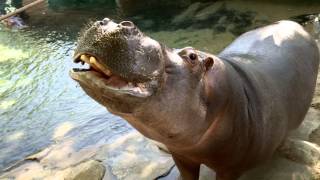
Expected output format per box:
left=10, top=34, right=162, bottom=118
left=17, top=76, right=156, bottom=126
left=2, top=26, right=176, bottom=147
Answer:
left=0, top=26, right=130, bottom=171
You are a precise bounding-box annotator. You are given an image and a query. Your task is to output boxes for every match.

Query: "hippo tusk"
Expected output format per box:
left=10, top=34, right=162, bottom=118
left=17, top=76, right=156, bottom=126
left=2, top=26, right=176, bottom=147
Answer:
left=89, top=56, right=96, bottom=64
left=89, top=56, right=113, bottom=77
left=80, top=55, right=90, bottom=64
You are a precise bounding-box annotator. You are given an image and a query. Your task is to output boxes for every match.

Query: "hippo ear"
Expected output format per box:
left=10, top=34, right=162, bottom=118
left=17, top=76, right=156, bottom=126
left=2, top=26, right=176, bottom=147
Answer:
left=203, top=57, right=214, bottom=71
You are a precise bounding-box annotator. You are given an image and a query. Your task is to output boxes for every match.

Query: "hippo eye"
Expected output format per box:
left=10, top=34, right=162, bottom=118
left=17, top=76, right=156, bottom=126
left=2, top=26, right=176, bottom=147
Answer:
left=189, top=53, right=197, bottom=61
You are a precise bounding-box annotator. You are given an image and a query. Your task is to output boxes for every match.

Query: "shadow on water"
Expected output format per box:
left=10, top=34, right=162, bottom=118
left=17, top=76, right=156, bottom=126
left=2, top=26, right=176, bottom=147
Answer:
left=0, top=0, right=320, bottom=173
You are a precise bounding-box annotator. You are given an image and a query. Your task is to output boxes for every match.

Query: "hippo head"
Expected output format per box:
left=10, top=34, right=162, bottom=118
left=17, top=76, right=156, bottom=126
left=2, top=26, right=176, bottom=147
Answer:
left=70, top=18, right=214, bottom=143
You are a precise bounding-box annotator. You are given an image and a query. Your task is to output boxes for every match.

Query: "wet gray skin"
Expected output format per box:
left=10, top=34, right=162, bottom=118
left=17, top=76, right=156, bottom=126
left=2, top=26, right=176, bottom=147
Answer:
left=70, top=18, right=214, bottom=146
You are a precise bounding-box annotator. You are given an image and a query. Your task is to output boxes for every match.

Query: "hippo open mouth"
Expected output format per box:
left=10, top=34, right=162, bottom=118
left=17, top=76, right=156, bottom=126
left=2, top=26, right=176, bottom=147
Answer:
left=71, top=53, right=152, bottom=97
left=70, top=18, right=165, bottom=99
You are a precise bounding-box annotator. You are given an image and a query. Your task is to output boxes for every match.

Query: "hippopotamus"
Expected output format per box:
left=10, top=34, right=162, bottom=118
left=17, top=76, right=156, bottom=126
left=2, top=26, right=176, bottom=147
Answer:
left=70, top=18, right=319, bottom=180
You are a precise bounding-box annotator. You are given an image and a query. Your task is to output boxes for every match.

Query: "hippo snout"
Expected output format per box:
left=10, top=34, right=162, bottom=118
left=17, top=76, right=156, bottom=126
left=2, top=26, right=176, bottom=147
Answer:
left=74, top=18, right=165, bottom=83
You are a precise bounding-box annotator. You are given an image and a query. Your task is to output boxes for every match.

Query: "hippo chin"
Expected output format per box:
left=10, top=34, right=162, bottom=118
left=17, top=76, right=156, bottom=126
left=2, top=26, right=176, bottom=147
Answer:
left=70, top=19, right=319, bottom=180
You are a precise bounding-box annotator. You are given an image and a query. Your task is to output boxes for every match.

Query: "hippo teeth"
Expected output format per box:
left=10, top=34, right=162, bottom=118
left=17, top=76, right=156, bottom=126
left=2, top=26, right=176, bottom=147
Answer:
left=80, top=54, right=89, bottom=62
left=73, top=54, right=151, bottom=96
left=78, top=54, right=113, bottom=77
left=89, top=56, right=113, bottom=77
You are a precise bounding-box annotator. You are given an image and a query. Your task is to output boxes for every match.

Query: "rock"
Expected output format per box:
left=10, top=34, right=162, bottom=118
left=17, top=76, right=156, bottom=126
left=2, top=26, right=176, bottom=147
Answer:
left=149, top=29, right=235, bottom=54
left=57, top=160, right=106, bottom=180
left=0, top=159, right=106, bottom=180
left=313, top=162, right=320, bottom=180
left=160, top=157, right=317, bottom=180
left=311, top=68, right=320, bottom=110
left=239, top=156, right=315, bottom=180
left=157, top=166, right=179, bottom=180
left=0, top=131, right=173, bottom=180
left=160, top=156, right=317, bottom=180
left=289, top=108, right=320, bottom=142
left=96, top=131, right=174, bottom=180
left=194, top=2, right=224, bottom=22
left=158, top=165, right=216, bottom=180
left=25, top=139, right=99, bottom=169
left=137, top=19, right=154, bottom=29
left=116, top=0, right=191, bottom=16
left=278, top=139, right=320, bottom=166
left=313, top=102, right=320, bottom=110
left=0, top=161, right=49, bottom=180
left=171, top=2, right=203, bottom=26
left=102, top=165, right=117, bottom=180
left=310, top=124, right=320, bottom=145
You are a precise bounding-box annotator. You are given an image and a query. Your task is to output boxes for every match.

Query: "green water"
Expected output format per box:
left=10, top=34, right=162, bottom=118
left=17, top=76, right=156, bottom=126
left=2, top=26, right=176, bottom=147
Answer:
left=0, top=0, right=320, bottom=172
left=0, top=18, right=132, bottom=171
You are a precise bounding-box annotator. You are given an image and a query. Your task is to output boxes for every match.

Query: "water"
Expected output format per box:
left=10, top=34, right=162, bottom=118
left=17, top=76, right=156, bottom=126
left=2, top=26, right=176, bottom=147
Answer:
left=0, top=0, right=319, bottom=172
left=0, top=16, right=132, bottom=171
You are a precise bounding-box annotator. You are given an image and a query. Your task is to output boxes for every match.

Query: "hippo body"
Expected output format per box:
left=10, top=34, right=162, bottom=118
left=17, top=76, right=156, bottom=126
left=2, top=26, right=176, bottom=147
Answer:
left=175, top=21, right=319, bottom=179
left=70, top=20, right=319, bottom=180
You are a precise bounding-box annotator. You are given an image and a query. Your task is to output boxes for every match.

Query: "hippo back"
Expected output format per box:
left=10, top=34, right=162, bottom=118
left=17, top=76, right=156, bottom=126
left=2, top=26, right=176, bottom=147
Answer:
left=218, top=20, right=319, bottom=131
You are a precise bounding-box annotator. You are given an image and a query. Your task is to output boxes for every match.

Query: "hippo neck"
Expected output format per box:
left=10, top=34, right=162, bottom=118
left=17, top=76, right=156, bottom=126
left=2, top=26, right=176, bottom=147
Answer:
left=122, top=51, right=211, bottom=147
left=195, top=57, right=251, bottom=145
left=191, top=57, right=268, bottom=169
left=128, top=82, right=209, bottom=147
left=206, top=59, right=271, bottom=169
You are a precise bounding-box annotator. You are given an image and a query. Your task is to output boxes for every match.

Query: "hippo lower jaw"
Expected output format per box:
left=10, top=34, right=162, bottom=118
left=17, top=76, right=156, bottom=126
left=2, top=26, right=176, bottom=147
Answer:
left=70, top=53, right=155, bottom=98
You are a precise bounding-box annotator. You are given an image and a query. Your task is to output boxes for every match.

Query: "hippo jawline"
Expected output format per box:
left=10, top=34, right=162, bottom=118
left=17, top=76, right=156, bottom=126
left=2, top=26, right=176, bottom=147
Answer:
left=70, top=53, right=154, bottom=98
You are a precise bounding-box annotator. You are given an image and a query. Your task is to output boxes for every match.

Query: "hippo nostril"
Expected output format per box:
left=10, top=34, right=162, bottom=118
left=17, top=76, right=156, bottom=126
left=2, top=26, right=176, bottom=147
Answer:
left=94, top=21, right=104, bottom=26
left=120, top=21, right=134, bottom=28
left=102, top=18, right=110, bottom=25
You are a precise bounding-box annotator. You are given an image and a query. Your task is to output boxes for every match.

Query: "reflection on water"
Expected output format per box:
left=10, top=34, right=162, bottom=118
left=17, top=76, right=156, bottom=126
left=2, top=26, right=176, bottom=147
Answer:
left=0, top=0, right=320, bottom=172
left=0, top=24, right=131, bottom=171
